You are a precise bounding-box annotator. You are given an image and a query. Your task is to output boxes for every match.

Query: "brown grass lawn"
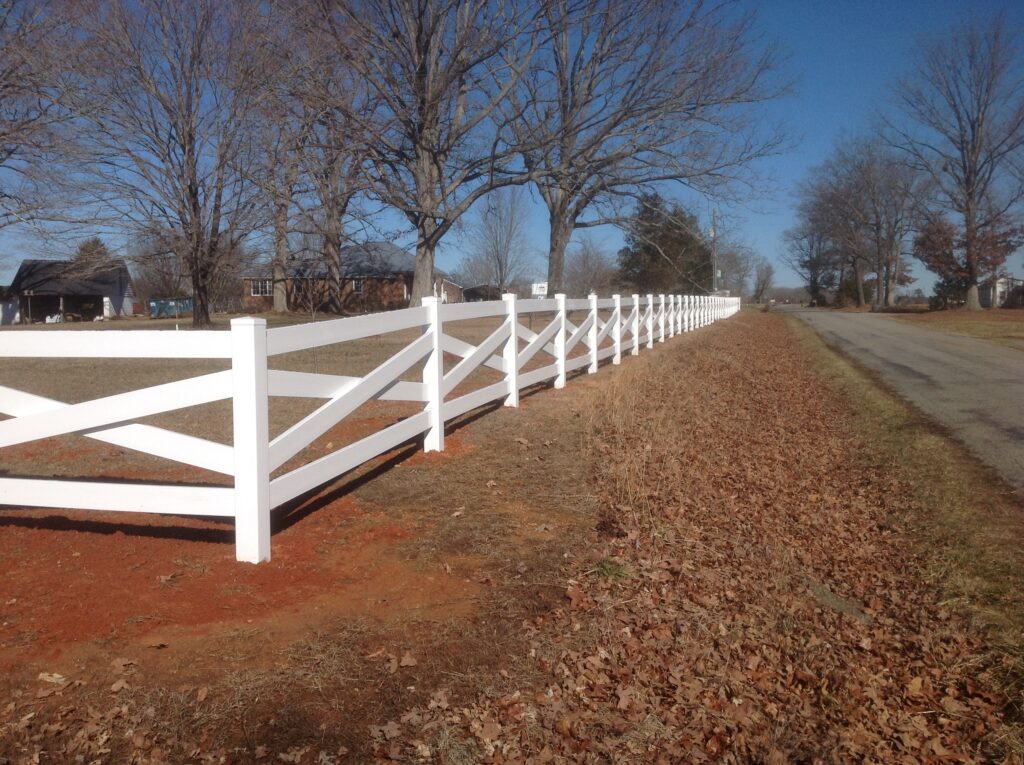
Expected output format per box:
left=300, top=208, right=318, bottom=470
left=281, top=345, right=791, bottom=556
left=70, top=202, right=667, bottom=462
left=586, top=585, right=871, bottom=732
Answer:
left=1, top=311, right=1022, bottom=763
left=892, top=308, right=1024, bottom=351
left=0, top=309, right=602, bottom=481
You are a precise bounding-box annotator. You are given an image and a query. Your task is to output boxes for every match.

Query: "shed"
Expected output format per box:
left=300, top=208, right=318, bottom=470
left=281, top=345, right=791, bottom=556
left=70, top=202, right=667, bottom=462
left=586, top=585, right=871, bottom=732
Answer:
left=7, top=259, right=137, bottom=323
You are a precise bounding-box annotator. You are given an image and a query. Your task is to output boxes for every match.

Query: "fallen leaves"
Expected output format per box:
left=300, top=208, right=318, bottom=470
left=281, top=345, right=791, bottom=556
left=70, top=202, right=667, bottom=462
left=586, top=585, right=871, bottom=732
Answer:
left=355, top=313, right=1010, bottom=763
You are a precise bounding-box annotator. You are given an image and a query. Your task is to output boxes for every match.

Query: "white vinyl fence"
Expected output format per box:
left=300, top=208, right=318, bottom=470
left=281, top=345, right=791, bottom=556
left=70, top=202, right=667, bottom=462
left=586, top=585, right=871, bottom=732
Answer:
left=0, top=293, right=740, bottom=562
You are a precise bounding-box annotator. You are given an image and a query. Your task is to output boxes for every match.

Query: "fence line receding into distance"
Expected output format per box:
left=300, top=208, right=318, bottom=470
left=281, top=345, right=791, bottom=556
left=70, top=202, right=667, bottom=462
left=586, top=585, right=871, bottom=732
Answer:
left=0, top=293, right=740, bottom=562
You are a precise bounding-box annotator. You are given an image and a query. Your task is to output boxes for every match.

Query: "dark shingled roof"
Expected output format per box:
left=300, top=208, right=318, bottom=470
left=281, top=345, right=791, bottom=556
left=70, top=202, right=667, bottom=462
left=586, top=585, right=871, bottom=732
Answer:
left=9, top=259, right=133, bottom=297
left=244, top=241, right=452, bottom=280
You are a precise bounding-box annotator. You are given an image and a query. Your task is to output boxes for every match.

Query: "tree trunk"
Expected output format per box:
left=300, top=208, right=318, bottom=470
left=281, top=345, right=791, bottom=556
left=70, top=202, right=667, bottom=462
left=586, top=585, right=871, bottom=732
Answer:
left=273, top=260, right=287, bottom=312
left=273, top=198, right=289, bottom=313
left=854, top=259, right=866, bottom=306
left=963, top=205, right=983, bottom=311
left=411, top=235, right=436, bottom=305
left=965, top=283, right=982, bottom=311
left=191, top=260, right=212, bottom=328
left=546, top=204, right=573, bottom=294
left=835, top=262, right=847, bottom=307
left=324, top=208, right=343, bottom=313
left=873, top=248, right=884, bottom=309
left=885, top=273, right=898, bottom=307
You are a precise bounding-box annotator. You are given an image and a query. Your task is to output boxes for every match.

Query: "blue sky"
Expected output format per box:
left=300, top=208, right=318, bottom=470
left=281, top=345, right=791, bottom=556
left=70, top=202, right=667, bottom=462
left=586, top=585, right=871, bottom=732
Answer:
left=3, top=1, right=1023, bottom=291
left=719, top=0, right=1024, bottom=289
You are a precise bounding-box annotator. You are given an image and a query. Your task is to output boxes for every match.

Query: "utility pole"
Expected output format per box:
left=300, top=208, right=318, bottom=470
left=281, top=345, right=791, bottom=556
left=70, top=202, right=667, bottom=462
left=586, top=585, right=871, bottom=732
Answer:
left=710, top=209, right=718, bottom=293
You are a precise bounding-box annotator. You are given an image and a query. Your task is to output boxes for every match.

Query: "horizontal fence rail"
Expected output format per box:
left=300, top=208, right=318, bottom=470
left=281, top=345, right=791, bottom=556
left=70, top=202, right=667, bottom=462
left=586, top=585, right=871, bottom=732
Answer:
left=0, top=293, right=741, bottom=562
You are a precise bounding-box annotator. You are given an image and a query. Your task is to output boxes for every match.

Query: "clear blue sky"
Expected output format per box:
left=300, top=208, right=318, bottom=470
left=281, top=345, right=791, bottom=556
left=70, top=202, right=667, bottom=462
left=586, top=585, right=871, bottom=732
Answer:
left=722, top=0, right=1024, bottom=289
left=2, top=1, right=1022, bottom=291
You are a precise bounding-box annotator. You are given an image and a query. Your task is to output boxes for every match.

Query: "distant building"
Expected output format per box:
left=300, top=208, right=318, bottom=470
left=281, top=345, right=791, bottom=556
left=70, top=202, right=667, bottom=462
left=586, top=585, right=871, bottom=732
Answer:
left=241, top=242, right=463, bottom=314
left=463, top=284, right=503, bottom=302
left=4, top=259, right=137, bottom=324
left=980, top=276, right=1023, bottom=308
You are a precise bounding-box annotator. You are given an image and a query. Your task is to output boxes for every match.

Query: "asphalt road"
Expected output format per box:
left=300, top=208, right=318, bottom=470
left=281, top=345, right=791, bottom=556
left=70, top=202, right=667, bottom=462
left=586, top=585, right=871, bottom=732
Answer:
left=786, top=307, right=1024, bottom=492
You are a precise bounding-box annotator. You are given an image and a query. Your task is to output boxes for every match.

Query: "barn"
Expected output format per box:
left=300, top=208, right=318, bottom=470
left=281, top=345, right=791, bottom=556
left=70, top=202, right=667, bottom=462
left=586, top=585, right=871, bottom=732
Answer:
left=5, top=259, right=137, bottom=324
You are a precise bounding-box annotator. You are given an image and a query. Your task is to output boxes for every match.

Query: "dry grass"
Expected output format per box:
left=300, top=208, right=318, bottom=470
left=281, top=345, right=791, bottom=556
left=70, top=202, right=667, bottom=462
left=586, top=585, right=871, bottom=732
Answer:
left=892, top=308, right=1024, bottom=350
left=788, top=316, right=1024, bottom=756
left=0, top=309, right=603, bottom=481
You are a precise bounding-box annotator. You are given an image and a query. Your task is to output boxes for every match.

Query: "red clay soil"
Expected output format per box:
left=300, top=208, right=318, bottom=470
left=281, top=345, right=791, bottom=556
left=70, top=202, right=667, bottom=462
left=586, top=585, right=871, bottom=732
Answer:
left=0, top=425, right=479, bottom=669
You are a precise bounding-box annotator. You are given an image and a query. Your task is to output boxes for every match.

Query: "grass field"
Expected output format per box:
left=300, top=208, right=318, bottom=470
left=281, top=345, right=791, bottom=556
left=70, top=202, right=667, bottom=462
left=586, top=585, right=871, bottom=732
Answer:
left=892, top=308, right=1024, bottom=350
left=0, top=309, right=600, bottom=482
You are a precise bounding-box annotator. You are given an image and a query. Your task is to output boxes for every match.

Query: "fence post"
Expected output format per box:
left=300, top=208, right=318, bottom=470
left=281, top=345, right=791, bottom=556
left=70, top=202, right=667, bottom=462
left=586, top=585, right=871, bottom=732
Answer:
left=645, top=293, right=654, bottom=349
left=502, top=293, right=519, bottom=407
left=612, top=294, right=622, bottom=364
left=231, top=317, right=271, bottom=564
left=677, top=295, right=684, bottom=334
left=422, top=297, right=445, bottom=452
left=631, top=294, right=640, bottom=355
left=554, top=293, right=567, bottom=388
left=658, top=294, right=666, bottom=342
left=588, top=293, right=599, bottom=373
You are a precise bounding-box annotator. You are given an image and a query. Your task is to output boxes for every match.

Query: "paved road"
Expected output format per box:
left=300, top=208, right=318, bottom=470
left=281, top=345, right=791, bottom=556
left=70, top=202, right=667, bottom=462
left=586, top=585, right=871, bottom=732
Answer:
left=786, top=307, right=1024, bottom=491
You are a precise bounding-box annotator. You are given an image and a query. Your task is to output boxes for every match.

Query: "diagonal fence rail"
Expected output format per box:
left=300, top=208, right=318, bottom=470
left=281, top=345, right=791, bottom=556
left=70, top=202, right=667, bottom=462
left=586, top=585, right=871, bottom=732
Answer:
left=0, top=293, right=740, bottom=562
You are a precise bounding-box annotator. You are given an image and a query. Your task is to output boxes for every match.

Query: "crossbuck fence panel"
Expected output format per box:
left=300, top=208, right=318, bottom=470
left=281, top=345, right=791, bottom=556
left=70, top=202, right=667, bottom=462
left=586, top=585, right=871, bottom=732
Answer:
left=0, top=293, right=740, bottom=562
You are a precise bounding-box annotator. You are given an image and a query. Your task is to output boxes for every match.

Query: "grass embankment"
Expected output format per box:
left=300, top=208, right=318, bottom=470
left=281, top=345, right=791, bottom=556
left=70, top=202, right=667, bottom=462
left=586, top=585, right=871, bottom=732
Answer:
left=893, top=309, right=1024, bottom=351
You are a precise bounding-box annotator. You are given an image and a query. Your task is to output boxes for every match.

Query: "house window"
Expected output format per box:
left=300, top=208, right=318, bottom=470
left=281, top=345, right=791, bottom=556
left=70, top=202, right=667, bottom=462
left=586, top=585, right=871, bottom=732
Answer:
left=251, top=279, right=272, bottom=297
left=352, top=278, right=364, bottom=294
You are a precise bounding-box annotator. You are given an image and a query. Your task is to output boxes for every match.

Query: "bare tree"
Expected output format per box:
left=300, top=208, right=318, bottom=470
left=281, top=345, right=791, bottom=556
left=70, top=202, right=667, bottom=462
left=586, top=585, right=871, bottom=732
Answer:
left=801, top=138, right=924, bottom=307
left=55, top=0, right=282, bottom=326
left=295, top=42, right=378, bottom=313
left=315, top=0, right=538, bottom=304
left=509, top=0, right=784, bottom=292
left=0, top=0, right=73, bottom=232
left=715, top=239, right=756, bottom=297
left=458, top=186, right=532, bottom=291
left=563, top=233, right=618, bottom=297
left=125, top=225, right=188, bottom=306
left=253, top=12, right=318, bottom=316
left=887, top=14, right=1024, bottom=310
left=752, top=258, right=773, bottom=303
left=781, top=222, right=836, bottom=306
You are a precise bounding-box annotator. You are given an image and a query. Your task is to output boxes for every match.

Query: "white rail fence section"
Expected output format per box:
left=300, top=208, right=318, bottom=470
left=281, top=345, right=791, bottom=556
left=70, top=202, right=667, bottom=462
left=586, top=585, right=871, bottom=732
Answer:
left=0, top=293, right=740, bottom=562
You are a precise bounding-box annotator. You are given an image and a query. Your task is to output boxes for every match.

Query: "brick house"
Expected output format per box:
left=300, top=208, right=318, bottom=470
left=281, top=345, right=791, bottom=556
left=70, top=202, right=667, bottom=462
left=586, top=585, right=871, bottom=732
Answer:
left=242, top=242, right=463, bottom=314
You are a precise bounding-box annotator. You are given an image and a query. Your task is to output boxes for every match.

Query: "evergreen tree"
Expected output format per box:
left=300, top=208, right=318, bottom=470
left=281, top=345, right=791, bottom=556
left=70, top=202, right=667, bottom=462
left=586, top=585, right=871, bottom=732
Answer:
left=617, top=194, right=713, bottom=293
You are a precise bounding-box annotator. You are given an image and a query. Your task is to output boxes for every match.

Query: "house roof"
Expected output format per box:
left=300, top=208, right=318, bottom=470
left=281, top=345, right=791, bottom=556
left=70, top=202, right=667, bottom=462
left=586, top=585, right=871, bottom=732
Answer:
left=9, top=259, right=133, bottom=297
left=244, top=242, right=454, bottom=281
